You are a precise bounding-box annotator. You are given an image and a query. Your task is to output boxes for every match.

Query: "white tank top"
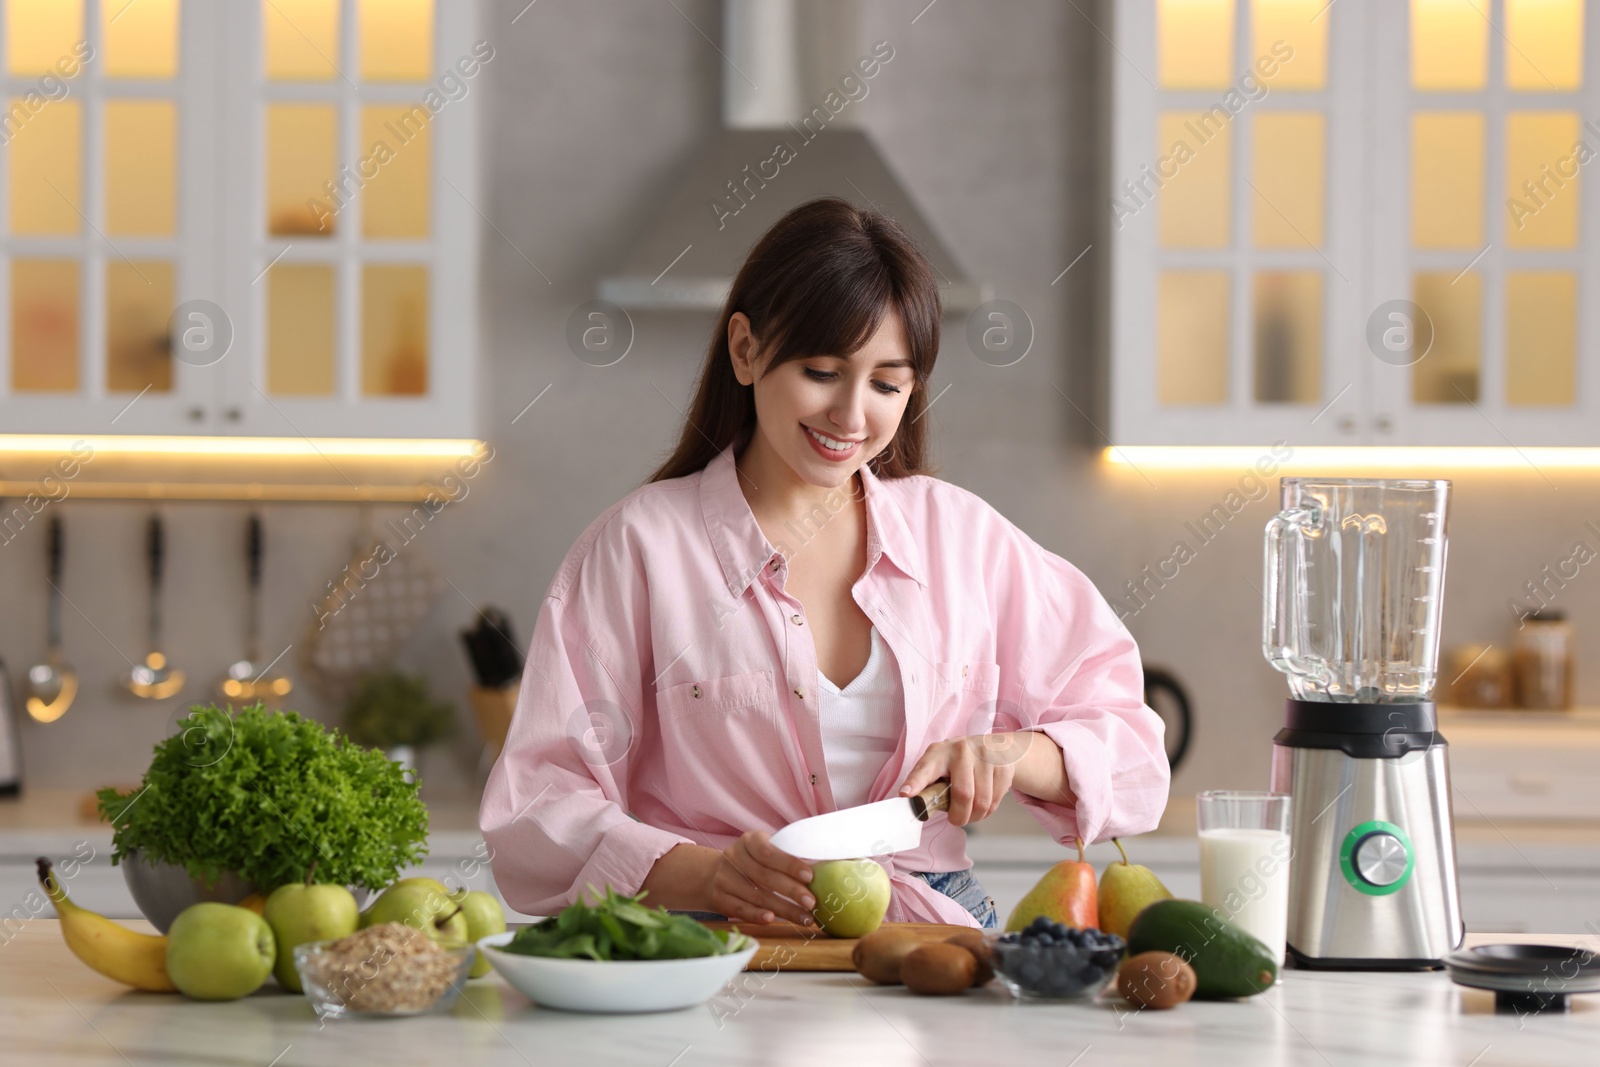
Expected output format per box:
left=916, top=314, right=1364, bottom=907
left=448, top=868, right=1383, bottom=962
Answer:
left=818, top=625, right=903, bottom=809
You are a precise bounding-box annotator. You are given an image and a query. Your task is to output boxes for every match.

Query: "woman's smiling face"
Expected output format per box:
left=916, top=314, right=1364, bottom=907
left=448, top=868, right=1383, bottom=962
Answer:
left=730, top=309, right=917, bottom=489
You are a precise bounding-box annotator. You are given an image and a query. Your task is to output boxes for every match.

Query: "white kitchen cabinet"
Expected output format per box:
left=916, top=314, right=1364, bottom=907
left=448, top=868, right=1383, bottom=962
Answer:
left=1111, top=0, right=1600, bottom=447
left=0, top=0, right=480, bottom=440
left=1444, top=708, right=1600, bottom=821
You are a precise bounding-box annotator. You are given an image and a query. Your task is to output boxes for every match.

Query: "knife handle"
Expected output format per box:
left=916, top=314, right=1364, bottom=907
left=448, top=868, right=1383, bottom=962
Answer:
left=909, top=779, right=952, bottom=821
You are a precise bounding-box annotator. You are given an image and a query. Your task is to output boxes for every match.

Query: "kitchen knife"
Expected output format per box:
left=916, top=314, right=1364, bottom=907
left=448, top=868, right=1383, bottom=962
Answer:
left=769, top=780, right=951, bottom=860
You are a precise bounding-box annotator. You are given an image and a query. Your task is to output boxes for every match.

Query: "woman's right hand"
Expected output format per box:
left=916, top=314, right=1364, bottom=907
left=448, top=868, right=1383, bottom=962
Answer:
left=707, top=831, right=816, bottom=926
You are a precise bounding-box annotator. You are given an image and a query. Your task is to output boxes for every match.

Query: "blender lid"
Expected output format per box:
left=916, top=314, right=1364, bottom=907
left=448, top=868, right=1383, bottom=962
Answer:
left=1446, top=944, right=1600, bottom=1012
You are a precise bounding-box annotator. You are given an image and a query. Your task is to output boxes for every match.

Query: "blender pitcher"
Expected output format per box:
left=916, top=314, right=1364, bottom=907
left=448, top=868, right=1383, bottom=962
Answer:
left=1264, top=479, right=1451, bottom=703
left=1263, top=477, right=1464, bottom=969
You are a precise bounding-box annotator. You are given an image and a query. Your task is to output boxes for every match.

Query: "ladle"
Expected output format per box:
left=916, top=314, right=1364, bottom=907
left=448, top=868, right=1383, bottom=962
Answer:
left=124, top=514, right=185, bottom=700
left=24, top=515, right=78, bottom=723
left=219, top=513, right=292, bottom=704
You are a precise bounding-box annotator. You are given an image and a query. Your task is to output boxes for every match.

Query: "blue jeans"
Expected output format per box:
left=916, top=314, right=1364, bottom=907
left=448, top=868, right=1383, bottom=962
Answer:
left=673, top=868, right=999, bottom=928
left=914, top=868, right=999, bottom=929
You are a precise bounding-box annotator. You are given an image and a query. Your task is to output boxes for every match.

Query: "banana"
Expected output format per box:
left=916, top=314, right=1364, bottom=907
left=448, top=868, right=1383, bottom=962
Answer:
left=36, top=857, right=177, bottom=993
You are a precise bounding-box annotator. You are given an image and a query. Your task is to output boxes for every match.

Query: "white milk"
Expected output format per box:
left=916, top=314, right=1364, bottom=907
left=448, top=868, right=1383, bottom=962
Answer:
left=1199, top=827, right=1291, bottom=964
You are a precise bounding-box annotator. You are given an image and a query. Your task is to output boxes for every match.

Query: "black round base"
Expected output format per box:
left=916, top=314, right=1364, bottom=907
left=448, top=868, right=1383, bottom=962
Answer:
left=1496, top=989, right=1571, bottom=1014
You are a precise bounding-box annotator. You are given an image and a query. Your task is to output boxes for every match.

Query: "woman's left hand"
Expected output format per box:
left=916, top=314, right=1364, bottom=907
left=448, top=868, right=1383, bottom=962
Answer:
left=898, top=733, right=1034, bottom=826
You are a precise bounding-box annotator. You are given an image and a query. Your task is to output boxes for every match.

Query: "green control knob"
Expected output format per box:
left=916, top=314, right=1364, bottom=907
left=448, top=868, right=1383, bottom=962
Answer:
left=1339, top=820, right=1415, bottom=896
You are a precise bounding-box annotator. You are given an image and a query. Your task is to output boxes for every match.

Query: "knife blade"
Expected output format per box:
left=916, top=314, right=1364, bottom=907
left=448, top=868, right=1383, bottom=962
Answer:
left=769, top=780, right=951, bottom=860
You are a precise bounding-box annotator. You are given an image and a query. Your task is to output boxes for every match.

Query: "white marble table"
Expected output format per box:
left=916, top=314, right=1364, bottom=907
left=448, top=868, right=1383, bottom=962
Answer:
left=3, top=922, right=1597, bottom=1066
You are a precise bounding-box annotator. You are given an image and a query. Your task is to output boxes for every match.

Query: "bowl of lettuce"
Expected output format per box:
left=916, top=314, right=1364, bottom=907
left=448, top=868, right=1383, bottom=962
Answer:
left=98, top=703, right=428, bottom=932
left=478, top=887, right=757, bottom=1013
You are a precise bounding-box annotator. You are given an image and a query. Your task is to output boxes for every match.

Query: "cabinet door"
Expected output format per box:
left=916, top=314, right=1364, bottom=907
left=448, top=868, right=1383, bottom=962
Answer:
left=215, top=0, right=479, bottom=440
left=1112, top=0, right=1370, bottom=447
left=0, top=0, right=213, bottom=435
left=1363, top=0, right=1599, bottom=447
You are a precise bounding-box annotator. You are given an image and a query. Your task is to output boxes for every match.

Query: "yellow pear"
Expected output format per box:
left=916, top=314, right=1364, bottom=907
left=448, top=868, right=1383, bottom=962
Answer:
left=1097, top=838, right=1173, bottom=939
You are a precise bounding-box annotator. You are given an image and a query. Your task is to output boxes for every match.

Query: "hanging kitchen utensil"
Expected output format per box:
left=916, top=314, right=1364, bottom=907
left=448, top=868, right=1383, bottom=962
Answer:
left=24, top=515, right=78, bottom=723
left=124, top=514, right=185, bottom=700
left=219, top=512, right=292, bottom=706
left=301, top=507, right=445, bottom=704
left=0, top=658, right=22, bottom=794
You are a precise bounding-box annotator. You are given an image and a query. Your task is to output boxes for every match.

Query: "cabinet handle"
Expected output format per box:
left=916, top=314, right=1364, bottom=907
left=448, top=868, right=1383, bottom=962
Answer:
left=1374, top=414, right=1394, bottom=433
left=1508, top=774, right=1553, bottom=795
left=225, top=407, right=242, bottom=422
left=1337, top=414, right=1358, bottom=434
left=187, top=406, right=205, bottom=422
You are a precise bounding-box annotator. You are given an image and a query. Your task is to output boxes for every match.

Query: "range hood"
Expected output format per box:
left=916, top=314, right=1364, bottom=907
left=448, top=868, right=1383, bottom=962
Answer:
left=599, top=0, right=984, bottom=313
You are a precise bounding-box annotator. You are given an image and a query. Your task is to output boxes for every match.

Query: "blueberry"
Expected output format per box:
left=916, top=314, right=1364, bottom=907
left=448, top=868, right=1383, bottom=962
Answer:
left=1078, top=963, right=1103, bottom=985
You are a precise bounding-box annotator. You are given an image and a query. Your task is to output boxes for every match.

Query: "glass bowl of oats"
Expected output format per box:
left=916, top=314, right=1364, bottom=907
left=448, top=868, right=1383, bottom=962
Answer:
left=293, top=921, right=475, bottom=1019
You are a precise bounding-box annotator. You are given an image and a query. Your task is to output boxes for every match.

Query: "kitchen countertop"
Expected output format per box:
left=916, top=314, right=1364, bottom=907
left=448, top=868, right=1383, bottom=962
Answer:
left=2, top=921, right=1595, bottom=1066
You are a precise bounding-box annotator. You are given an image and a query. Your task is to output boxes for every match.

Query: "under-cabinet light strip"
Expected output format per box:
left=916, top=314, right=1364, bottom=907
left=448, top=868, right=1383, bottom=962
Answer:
left=0, top=480, right=444, bottom=503
left=0, top=435, right=484, bottom=459
left=1104, top=446, right=1600, bottom=470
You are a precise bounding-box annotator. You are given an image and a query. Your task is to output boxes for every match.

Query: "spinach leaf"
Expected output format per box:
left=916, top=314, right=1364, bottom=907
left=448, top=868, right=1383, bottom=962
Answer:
left=501, top=886, right=752, bottom=961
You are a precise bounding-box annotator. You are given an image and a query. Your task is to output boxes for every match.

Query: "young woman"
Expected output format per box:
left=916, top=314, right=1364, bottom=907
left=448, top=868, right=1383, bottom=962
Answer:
left=481, top=198, right=1169, bottom=929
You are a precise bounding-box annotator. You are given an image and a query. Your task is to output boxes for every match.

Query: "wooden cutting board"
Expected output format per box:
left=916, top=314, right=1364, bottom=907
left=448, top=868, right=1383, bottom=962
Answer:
left=703, top=921, right=974, bottom=971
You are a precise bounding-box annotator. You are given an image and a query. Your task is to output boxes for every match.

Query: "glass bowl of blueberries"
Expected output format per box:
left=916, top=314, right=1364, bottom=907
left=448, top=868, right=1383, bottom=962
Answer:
left=986, top=918, right=1126, bottom=1001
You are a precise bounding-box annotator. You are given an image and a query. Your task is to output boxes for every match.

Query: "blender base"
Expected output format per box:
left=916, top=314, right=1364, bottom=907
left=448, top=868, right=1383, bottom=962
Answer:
left=1286, top=943, right=1445, bottom=972
left=1271, top=709, right=1465, bottom=968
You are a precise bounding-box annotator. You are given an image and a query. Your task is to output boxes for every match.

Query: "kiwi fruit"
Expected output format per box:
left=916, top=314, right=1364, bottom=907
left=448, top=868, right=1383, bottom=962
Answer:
left=1117, top=950, right=1198, bottom=1010
left=942, top=930, right=995, bottom=986
left=852, top=928, right=925, bottom=985
left=901, top=943, right=978, bottom=996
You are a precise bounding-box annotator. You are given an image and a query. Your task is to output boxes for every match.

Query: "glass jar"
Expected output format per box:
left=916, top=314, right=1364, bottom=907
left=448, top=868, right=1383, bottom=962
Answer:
left=1512, top=611, right=1573, bottom=710
left=1447, top=644, right=1512, bottom=708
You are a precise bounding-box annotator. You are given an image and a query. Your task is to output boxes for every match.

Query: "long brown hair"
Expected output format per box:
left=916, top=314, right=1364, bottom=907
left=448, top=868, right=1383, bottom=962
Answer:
left=647, top=197, right=942, bottom=484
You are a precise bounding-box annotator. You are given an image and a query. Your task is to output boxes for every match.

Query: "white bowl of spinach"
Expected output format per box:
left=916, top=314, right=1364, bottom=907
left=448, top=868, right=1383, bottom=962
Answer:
left=478, top=887, right=757, bottom=1014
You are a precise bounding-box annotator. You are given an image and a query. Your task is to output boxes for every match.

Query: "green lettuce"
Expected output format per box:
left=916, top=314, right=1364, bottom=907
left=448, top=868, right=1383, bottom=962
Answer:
left=97, top=703, right=429, bottom=892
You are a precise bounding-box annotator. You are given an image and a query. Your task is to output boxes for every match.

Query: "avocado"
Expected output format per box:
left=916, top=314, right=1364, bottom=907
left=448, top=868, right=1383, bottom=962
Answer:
left=1126, top=899, right=1278, bottom=998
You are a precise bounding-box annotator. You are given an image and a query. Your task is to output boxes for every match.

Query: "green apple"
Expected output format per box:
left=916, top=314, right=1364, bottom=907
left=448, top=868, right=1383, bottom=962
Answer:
left=809, top=859, right=891, bottom=938
left=360, top=878, right=468, bottom=944
left=166, top=902, right=276, bottom=1001
left=451, top=889, right=507, bottom=978
left=264, top=871, right=360, bottom=992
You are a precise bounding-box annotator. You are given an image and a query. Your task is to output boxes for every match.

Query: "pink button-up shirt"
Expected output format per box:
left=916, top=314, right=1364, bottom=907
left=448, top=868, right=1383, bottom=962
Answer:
left=480, top=440, right=1170, bottom=926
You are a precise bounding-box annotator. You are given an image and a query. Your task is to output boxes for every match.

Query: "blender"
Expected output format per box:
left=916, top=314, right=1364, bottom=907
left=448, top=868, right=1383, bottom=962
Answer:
left=1263, top=478, right=1465, bottom=969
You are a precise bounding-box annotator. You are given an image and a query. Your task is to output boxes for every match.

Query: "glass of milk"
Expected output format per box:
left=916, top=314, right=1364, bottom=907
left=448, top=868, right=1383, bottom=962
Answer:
left=1197, top=790, right=1292, bottom=967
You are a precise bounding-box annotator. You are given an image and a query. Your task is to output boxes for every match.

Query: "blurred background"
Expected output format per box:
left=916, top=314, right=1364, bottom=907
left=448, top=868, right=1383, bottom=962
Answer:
left=1, top=0, right=1599, bottom=927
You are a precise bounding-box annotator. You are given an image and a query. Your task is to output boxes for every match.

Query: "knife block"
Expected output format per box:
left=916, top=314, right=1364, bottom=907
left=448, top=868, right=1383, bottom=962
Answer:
left=467, top=684, right=517, bottom=756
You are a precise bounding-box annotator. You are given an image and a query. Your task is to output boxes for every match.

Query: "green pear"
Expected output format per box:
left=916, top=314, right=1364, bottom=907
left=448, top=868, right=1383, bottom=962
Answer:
left=809, top=859, right=891, bottom=938
left=264, top=864, right=359, bottom=992
left=361, top=878, right=468, bottom=944
left=1097, top=837, right=1174, bottom=939
left=451, top=889, right=507, bottom=978
left=166, top=903, right=276, bottom=1001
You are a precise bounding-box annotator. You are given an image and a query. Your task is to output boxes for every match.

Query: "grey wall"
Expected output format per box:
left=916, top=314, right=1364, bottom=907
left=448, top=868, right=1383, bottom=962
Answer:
left=4, top=0, right=1597, bottom=814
